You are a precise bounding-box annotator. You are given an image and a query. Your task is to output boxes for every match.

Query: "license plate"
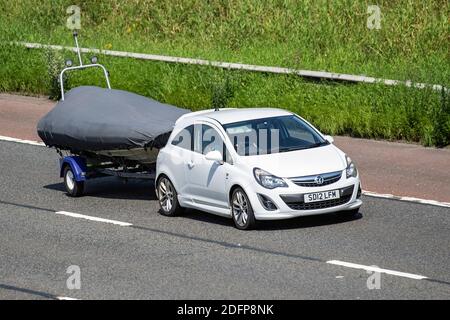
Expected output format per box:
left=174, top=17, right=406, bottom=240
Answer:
left=304, top=190, right=340, bottom=203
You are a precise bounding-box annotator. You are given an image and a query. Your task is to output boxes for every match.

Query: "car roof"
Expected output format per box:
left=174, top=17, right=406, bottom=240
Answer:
left=177, top=108, right=293, bottom=125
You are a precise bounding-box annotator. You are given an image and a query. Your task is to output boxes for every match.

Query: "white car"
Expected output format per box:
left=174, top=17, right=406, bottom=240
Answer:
left=155, top=108, right=362, bottom=230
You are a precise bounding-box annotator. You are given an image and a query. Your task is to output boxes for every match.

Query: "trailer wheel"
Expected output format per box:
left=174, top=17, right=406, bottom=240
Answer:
left=156, top=176, right=183, bottom=216
left=63, top=166, right=84, bottom=197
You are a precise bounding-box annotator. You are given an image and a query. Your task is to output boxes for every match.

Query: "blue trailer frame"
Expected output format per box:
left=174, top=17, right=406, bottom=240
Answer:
left=59, top=154, right=156, bottom=196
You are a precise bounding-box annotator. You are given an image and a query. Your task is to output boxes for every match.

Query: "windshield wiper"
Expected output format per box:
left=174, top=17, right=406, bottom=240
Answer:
left=304, top=141, right=328, bottom=149
left=278, top=141, right=327, bottom=152
left=278, top=146, right=307, bottom=152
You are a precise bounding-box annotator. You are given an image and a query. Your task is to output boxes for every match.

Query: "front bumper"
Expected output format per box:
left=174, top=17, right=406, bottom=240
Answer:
left=247, top=175, right=362, bottom=220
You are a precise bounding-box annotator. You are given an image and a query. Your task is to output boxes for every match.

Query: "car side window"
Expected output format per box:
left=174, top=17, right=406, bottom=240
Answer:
left=171, top=125, right=194, bottom=151
left=200, top=124, right=232, bottom=164
left=202, top=125, right=222, bottom=155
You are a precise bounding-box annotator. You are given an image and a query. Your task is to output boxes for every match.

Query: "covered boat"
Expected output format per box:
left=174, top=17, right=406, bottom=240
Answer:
left=37, top=86, right=190, bottom=164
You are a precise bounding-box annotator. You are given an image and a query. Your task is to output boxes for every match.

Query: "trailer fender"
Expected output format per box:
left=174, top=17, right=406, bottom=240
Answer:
left=60, top=156, right=87, bottom=182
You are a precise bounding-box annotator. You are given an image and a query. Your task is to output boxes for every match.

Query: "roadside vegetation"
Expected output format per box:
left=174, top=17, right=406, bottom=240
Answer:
left=0, top=1, right=449, bottom=146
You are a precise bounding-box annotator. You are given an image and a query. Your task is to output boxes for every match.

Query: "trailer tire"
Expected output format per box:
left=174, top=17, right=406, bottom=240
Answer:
left=63, top=166, right=84, bottom=197
left=156, top=176, right=183, bottom=217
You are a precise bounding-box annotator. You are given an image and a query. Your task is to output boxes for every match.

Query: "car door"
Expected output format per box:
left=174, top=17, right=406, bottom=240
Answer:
left=185, top=123, right=231, bottom=209
left=168, top=124, right=195, bottom=197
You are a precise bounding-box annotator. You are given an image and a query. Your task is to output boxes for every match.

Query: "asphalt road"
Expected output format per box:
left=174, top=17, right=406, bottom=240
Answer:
left=0, top=140, right=449, bottom=299
left=2, top=92, right=450, bottom=203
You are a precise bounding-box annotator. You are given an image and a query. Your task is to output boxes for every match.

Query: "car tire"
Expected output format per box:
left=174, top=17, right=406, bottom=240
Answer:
left=231, top=187, right=256, bottom=230
left=63, top=166, right=84, bottom=197
left=156, top=176, right=183, bottom=217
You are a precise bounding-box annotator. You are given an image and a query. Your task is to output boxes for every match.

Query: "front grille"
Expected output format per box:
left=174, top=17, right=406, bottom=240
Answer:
left=291, top=171, right=342, bottom=187
left=281, top=185, right=354, bottom=210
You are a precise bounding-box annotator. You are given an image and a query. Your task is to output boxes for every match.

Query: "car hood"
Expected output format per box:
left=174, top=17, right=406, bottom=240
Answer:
left=239, top=144, right=346, bottom=178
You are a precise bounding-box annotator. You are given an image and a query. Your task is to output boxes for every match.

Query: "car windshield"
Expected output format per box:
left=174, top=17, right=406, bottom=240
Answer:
left=222, top=115, right=328, bottom=156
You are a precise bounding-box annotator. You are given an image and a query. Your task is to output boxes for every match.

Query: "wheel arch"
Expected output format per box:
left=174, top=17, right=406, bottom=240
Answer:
left=155, top=171, right=181, bottom=198
left=228, top=184, right=245, bottom=206
left=59, top=156, right=87, bottom=181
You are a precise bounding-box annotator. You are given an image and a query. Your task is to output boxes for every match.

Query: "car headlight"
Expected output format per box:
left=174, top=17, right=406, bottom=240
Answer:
left=345, top=155, right=357, bottom=178
left=253, top=168, right=288, bottom=189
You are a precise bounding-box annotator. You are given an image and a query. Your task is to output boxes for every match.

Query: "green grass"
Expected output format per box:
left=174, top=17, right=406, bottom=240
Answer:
left=0, top=1, right=449, bottom=146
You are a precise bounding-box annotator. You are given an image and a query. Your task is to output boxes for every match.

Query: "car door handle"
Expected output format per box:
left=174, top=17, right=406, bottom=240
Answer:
left=187, top=160, right=195, bottom=169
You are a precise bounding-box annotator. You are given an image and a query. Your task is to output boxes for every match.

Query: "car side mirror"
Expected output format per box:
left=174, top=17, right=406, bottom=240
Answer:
left=324, top=135, right=334, bottom=144
left=205, top=150, right=224, bottom=164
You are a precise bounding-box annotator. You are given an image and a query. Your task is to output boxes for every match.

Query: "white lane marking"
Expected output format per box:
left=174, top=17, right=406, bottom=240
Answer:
left=1, top=134, right=449, bottom=208
left=327, top=260, right=428, bottom=280
left=0, top=135, right=45, bottom=146
left=55, top=211, right=133, bottom=227
left=57, top=296, right=79, bottom=300
left=362, top=191, right=450, bottom=208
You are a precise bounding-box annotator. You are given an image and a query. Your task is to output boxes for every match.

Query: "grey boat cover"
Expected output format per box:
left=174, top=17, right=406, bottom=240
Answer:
left=37, top=86, right=190, bottom=151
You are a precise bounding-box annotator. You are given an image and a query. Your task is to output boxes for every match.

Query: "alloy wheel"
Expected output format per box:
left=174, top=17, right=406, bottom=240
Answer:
left=158, top=177, right=174, bottom=212
left=232, top=190, right=249, bottom=227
